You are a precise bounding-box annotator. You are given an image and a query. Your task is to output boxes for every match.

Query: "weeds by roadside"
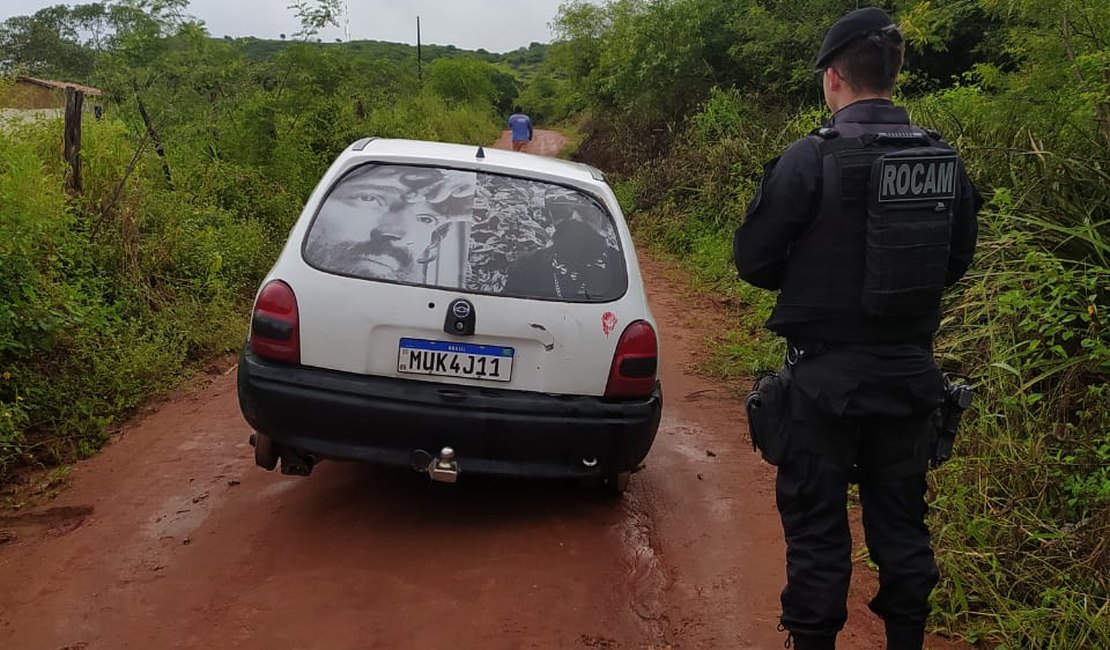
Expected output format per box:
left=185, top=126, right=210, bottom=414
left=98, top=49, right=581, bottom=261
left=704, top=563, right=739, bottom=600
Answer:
left=0, top=19, right=504, bottom=485
left=605, top=82, right=1109, bottom=648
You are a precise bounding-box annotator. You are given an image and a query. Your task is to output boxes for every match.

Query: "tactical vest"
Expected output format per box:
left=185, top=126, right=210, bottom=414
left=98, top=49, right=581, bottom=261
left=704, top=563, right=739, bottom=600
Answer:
left=773, top=129, right=959, bottom=340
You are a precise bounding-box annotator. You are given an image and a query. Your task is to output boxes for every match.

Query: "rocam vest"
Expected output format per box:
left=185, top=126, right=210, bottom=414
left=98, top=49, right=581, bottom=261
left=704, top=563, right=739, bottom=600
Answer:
left=772, top=128, right=959, bottom=341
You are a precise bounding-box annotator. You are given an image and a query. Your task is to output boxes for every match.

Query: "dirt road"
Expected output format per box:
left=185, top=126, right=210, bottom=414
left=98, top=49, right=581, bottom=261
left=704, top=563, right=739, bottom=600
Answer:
left=0, top=133, right=965, bottom=650
left=492, top=129, right=568, bottom=158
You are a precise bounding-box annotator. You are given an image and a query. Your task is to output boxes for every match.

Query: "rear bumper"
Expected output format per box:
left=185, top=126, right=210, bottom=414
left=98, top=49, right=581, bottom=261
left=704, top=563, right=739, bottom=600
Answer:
left=236, top=348, right=662, bottom=479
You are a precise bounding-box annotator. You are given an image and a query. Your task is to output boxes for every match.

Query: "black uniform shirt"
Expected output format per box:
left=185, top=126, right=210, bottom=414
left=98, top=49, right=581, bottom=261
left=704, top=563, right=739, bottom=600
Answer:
left=735, top=99, right=981, bottom=414
left=735, top=99, right=978, bottom=291
left=733, top=99, right=980, bottom=341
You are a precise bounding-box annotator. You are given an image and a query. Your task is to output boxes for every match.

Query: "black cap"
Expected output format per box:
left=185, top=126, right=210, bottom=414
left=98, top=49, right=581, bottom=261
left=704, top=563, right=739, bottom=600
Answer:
left=814, top=7, right=895, bottom=69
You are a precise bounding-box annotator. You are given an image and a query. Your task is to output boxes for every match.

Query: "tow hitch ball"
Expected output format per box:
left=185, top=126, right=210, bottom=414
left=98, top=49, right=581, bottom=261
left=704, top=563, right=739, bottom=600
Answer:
left=428, top=447, right=459, bottom=483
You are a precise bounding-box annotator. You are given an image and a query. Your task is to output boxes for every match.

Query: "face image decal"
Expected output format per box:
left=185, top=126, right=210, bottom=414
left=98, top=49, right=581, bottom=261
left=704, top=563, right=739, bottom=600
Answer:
left=304, top=165, right=627, bottom=302
left=305, top=165, right=477, bottom=286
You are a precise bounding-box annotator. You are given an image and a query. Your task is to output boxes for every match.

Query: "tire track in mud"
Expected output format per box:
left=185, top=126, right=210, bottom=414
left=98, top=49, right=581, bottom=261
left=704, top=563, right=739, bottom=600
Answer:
left=495, top=125, right=679, bottom=646
left=618, top=484, right=674, bottom=645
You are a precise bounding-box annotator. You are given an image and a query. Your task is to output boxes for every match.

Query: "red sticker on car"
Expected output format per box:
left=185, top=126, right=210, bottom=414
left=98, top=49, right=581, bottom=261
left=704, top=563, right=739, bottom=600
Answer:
left=602, top=312, right=618, bottom=337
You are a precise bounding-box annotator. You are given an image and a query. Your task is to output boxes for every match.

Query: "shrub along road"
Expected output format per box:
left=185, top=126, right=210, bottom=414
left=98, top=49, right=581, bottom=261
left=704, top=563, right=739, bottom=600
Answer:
left=0, top=133, right=968, bottom=649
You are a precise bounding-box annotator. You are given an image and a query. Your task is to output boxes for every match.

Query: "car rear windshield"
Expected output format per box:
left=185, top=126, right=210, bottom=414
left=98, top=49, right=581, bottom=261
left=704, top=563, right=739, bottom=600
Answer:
left=302, top=164, right=628, bottom=302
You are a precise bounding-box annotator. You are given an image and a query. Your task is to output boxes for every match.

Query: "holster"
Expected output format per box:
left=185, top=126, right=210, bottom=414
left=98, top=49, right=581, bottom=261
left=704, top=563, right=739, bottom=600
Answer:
left=745, top=364, right=793, bottom=466
left=931, top=376, right=973, bottom=468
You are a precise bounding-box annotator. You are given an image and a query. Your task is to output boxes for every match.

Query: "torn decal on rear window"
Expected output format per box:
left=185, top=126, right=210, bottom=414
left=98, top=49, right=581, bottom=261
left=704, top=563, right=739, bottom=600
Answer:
left=303, top=164, right=627, bottom=302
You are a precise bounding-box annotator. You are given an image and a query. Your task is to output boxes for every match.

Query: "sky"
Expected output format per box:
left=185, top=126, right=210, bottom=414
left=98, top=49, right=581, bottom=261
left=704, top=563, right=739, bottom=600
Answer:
left=0, top=0, right=577, bottom=53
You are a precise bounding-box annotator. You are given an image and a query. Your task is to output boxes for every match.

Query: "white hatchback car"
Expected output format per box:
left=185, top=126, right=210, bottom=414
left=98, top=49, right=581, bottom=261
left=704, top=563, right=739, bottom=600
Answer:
left=237, top=138, right=662, bottom=492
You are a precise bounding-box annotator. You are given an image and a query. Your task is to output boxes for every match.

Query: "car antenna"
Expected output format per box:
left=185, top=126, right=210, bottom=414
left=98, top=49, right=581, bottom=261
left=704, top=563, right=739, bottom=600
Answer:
left=476, top=145, right=485, bottom=159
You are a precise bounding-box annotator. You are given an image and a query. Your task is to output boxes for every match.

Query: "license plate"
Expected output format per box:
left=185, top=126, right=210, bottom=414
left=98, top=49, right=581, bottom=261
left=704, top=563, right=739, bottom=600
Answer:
left=397, top=338, right=514, bottom=382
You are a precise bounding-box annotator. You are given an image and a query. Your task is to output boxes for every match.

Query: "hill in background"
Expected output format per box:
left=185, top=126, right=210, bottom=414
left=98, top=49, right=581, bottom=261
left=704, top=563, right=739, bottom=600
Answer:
left=225, top=36, right=548, bottom=79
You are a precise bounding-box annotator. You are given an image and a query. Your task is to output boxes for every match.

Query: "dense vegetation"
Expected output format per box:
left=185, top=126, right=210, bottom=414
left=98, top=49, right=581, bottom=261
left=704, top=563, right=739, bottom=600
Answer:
left=531, top=0, right=1108, bottom=647
left=0, top=1, right=509, bottom=486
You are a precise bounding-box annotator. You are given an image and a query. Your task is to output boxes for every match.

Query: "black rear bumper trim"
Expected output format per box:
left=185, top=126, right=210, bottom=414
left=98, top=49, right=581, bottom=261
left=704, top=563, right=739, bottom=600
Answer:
left=236, top=348, right=662, bottom=479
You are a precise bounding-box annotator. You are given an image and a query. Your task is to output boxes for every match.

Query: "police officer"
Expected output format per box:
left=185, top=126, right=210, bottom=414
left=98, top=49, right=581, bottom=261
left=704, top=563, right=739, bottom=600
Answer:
left=733, top=7, right=980, bottom=650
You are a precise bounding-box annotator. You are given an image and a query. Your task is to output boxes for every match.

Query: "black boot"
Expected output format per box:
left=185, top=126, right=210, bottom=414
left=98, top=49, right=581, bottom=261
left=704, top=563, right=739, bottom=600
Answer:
left=885, top=623, right=925, bottom=650
left=790, top=633, right=836, bottom=650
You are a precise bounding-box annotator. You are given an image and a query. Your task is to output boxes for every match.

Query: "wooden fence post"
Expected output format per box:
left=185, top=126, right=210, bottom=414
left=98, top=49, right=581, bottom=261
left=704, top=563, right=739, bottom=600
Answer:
left=64, top=87, right=84, bottom=194
left=134, top=90, right=174, bottom=190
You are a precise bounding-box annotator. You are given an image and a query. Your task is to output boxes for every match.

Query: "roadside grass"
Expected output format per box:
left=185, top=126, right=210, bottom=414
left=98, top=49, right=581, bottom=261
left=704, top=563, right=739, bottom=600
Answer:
left=604, top=85, right=1109, bottom=648
left=621, top=190, right=783, bottom=381
left=551, top=114, right=590, bottom=161
left=628, top=202, right=1110, bottom=648
left=0, top=91, right=503, bottom=488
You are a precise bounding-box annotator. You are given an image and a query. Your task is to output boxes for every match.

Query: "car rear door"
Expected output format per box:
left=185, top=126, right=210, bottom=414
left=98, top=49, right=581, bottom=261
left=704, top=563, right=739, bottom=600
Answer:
left=286, top=163, right=642, bottom=397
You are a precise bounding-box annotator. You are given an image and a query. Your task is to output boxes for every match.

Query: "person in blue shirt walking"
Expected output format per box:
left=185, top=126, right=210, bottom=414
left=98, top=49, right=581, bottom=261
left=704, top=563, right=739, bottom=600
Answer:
left=508, top=106, right=533, bottom=152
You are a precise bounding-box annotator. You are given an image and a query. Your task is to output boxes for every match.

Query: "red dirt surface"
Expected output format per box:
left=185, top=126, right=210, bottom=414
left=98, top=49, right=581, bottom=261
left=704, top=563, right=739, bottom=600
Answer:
left=0, top=132, right=971, bottom=650
left=492, top=129, right=568, bottom=157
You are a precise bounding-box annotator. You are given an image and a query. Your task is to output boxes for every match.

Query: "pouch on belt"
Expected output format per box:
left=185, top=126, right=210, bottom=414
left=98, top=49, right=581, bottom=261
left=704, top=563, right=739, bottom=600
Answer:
left=745, top=365, right=793, bottom=465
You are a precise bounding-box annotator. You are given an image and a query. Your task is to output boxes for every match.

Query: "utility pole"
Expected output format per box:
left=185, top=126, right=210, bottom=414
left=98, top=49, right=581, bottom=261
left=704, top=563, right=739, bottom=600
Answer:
left=417, top=16, right=423, bottom=84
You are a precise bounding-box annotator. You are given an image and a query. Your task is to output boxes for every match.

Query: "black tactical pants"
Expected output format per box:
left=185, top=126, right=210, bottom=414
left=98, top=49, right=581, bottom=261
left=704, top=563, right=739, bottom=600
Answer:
left=776, top=343, right=942, bottom=645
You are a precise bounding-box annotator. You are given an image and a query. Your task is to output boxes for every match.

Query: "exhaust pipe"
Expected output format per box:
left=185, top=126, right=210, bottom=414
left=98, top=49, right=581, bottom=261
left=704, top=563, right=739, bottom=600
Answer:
left=279, top=448, right=315, bottom=476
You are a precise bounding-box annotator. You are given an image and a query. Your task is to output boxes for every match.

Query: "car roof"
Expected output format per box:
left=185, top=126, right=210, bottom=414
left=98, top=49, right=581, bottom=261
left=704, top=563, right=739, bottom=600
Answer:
left=347, top=138, right=607, bottom=186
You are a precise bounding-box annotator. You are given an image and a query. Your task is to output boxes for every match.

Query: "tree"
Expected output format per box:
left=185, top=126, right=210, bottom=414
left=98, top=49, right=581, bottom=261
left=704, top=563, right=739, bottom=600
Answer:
left=287, top=0, right=342, bottom=41
left=0, top=5, right=94, bottom=77
left=425, top=58, right=499, bottom=108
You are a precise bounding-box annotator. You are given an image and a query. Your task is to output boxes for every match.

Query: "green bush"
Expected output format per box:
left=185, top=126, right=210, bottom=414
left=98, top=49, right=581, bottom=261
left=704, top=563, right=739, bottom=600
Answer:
left=0, top=15, right=503, bottom=484
left=597, top=71, right=1109, bottom=650
left=424, top=57, right=500, bottom=109
left=367, top=92, right=501, bottom=145
left=553, top=0, right=1109, bottom=642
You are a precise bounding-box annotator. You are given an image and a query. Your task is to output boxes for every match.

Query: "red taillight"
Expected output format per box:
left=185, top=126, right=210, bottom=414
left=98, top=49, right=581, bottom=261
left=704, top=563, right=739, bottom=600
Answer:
left=249, top=280, right=300, bottom=364
left=604, top=321, right=658, bottom=399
